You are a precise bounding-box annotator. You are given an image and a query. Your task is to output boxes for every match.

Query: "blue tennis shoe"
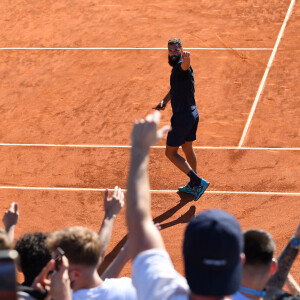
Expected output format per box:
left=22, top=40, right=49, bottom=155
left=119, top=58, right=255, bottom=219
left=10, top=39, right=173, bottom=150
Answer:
left=178, top=182, right=194, bottom=194
left=193, top=179, right=210, bottom=201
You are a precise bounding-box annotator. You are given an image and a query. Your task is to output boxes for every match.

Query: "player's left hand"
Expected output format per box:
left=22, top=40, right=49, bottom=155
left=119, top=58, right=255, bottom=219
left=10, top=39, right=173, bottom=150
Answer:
left=182, top=51, right=190, bottom=59
left=181, top=51, right=191, bottom=70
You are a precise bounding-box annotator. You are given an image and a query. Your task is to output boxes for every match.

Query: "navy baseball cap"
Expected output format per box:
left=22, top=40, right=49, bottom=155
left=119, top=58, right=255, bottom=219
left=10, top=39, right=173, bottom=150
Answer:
left=183, top=209, right=243, bottom=296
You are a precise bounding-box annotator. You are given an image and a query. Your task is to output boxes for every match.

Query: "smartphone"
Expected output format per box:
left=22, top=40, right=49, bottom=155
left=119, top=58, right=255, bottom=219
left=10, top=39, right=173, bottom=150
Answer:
left=0, top=250, right=18, bottom=300
left=54, top=247, right=65, bottom=271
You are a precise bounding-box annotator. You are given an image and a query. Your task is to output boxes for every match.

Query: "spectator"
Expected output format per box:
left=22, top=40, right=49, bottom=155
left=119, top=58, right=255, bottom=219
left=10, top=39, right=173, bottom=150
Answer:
left=265, top=224, right=300, bottom=300
left=1, top=204, right=40, bottom=300
left=14, top=186, right=123, bottom=290
left=15, top=187, right=129, bottom=300
left=233, top=229, right=278, bottom=300
left=46, top=225, right=137, bottom=300
left=126, top=111, right=244, bottom=300
left=15, top=232, right=52, bottom=287
left=35, top=187, right=136, bottom=299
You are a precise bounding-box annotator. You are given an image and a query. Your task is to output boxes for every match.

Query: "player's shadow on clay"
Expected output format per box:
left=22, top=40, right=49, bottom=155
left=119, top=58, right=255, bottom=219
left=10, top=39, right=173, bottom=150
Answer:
left=152, top=192, right=196, bottom=229
left=98, top=192, right=195, bottom=275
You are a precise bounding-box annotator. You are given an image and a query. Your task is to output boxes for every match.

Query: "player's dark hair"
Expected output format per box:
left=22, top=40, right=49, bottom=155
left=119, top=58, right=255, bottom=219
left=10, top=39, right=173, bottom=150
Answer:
left=168, top=38, right=182, bottom=48
left=243, top=229, right=275, bottom=267
left=15, top=232, right=51, bottom=286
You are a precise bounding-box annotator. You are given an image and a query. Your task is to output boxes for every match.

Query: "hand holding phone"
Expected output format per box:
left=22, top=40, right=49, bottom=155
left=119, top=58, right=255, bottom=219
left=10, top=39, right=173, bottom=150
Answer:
left=54, top=247, right=65, bottom=271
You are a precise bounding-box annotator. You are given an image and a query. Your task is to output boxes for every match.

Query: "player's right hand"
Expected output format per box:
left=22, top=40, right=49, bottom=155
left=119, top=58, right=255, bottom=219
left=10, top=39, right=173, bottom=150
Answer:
left=153, top=101, right=166, bottom=110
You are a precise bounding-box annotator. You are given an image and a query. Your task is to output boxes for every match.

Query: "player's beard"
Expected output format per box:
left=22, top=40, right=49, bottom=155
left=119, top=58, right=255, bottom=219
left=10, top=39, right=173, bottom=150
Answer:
left=168, top=54, right=181, bottom=67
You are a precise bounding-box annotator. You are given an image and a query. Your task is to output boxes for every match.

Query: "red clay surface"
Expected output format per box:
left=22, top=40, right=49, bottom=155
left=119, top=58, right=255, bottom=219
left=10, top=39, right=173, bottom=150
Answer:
left=0, top=0, right=291, bottom=48
left=0, top=50, right=270, bottom=146
left=0, top=0, right=299, bottom=284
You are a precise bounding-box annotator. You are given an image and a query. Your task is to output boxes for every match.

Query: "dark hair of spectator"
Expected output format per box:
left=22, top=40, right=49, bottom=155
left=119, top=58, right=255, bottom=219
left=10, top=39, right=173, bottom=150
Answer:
left=15, top=232, right=51, bottom=286
left=243, top=229, right=275, bottom=267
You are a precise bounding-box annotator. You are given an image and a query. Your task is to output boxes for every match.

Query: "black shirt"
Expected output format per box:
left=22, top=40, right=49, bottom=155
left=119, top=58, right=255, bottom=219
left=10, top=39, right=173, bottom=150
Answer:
left=170, top=60, right=197, bottom=113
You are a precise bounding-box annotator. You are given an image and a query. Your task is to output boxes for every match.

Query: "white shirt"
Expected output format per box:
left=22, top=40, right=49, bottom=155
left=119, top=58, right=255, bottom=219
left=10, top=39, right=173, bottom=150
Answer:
left=72, top=277, right=137, bottom=300
left=132, top=248, right=190, bottom=300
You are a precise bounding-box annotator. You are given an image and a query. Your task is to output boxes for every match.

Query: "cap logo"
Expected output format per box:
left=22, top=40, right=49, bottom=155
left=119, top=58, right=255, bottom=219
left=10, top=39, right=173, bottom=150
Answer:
left=203, top=259, right=227, bottom=266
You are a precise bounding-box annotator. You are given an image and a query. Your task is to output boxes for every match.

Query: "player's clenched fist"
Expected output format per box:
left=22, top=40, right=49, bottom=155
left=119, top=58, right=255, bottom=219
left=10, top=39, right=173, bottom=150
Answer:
left=182, top=51, right=190, bottom=59
left=131, top=111, right=171, bottom=151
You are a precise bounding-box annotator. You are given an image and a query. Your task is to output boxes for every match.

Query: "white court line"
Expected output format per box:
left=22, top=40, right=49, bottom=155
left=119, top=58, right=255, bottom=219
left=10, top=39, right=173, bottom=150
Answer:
left=238, top=0, right=296, bottom=148
left=0, top=185, right=299, bottom=196
left=0, top=143, right=299, bottom=150
left=0, top=47, right=272, bottom=51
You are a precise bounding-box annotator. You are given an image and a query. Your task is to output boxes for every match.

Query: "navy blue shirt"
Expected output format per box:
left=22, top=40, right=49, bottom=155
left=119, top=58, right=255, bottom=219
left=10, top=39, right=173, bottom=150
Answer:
left=170, top=60, right=196, bottom=113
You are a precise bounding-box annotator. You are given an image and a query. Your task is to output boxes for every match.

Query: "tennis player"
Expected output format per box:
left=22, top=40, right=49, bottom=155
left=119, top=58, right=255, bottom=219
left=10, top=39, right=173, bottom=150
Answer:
left=154, top=38, right=209, bottom=201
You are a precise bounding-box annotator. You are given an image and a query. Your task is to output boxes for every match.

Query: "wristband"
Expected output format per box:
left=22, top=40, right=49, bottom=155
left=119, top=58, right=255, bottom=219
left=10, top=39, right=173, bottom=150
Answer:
left=290, top=236, right=300, bottom=249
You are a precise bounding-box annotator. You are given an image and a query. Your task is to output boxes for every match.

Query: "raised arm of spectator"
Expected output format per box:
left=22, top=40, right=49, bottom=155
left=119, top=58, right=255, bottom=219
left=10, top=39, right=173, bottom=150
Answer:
left=98, top=187, right=124, bottom=261
left=266, top=224, right=300, bottom=291
left=285, top=273, right=300, bottom=295
left=101, top=239, right=130, bottom=279
left=102, top=223, right=161, bottom=279
left=2, top=202, right=19, bottom=243
left=126, top=111, right=171, bottom=259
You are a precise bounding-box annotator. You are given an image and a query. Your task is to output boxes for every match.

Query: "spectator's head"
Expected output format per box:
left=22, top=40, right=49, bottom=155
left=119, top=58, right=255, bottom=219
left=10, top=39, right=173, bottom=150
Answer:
left=183, top=209, right=244, bottom=297
left=243, top=229, right=277, bottom=281
left=47, top=226, right=102, bottom=291
left=0, top=227, right=11, bottom=250
left=15, top=232, right=51, bottom=286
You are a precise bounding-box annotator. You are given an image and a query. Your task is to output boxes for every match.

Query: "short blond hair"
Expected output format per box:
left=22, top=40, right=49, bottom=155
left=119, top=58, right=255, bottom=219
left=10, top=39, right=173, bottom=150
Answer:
left=47, top=226, right=101, bottom=267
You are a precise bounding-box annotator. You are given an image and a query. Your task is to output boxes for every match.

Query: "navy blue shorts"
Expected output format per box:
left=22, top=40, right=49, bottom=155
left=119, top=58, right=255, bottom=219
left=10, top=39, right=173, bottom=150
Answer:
left=166, top=109, right=199, bottom=147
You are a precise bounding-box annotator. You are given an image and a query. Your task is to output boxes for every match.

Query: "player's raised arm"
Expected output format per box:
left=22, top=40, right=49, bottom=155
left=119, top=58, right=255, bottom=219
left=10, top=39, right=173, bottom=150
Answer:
left=181, top=51, right=191, bottom=71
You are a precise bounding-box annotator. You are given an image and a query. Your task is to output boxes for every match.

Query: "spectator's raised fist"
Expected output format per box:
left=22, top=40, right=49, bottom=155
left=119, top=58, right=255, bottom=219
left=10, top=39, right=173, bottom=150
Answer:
left=2, top=202, right=19, bottom=230
left=131, top=111, right=171, bottom=150
left=104, top=186, right=124, bottom=216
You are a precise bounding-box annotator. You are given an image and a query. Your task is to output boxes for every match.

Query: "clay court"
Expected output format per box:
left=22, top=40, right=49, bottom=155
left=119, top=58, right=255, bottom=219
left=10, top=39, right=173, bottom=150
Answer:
left=0, top=0, right=299, bottom=282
